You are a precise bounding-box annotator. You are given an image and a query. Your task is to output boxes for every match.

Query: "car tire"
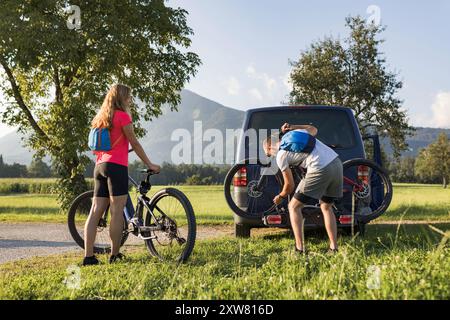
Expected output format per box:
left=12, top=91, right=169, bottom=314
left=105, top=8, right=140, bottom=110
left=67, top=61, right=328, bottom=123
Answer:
left=235, top=223, right=251, bottom=238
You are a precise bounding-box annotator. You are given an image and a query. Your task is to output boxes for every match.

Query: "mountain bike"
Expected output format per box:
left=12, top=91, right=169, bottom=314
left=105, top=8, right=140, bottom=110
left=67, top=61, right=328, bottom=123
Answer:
left=224, top=157, right=393, bottom=235
left=67, top=169, right=196, bottom=263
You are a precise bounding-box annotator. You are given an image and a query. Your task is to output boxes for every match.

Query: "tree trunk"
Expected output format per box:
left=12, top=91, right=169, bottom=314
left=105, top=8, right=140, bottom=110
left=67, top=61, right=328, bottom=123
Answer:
left=443, top=176, right=447, bottom=189
left=55, top=156, right=89, bottom=210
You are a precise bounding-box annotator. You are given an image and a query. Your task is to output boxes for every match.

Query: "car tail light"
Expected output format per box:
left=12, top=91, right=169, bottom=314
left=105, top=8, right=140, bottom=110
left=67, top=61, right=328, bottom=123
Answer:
left=357, top=165, right=369, bottom=184
left=233, top=167, right=247, bottom=187
left=266, top=215, right=282, bottom=225
left=339, top=215, right=353, bottom=224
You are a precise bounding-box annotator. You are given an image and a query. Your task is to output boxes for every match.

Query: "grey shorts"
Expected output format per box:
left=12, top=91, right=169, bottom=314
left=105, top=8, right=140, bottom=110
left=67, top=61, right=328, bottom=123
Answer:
left=294, top=157, right=343, bottom=203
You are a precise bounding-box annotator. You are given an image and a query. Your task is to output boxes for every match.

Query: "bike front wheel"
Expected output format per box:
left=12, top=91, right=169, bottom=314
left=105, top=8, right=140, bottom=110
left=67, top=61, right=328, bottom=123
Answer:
left=144, top=188, right=196, bottom=263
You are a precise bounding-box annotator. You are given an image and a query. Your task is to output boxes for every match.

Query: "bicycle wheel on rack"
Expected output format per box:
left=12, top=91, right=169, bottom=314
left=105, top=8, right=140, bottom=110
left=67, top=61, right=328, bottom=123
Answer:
left=144, top=188, right=196, bottom=264
left=67, top=190, right=128, bottom=254
left=224, top=159, right=284, bottom=219
left=342, top=158, right=393, bottom=223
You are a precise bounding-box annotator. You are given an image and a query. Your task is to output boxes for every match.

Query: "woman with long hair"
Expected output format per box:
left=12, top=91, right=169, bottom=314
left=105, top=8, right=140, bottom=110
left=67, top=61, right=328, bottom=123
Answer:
left=83, top=84, right=160, bottom=266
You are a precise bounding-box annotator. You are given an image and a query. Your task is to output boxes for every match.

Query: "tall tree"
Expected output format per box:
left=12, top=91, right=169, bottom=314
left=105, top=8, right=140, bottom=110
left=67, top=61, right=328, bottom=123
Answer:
left=28, top=158, right=52, bottom=178
left=415, top=132, right=450, bottom=188
left=0, top=0, right=201, bottom=208
left=288, top=16, right=413, bottom=157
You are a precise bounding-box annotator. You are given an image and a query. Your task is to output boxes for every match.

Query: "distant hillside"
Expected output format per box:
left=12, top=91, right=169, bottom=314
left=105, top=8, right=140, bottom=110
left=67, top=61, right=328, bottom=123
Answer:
left=0, top=90, right=448, bottom=165
left=381, top=127, right=450, bottom=158
left=0, top=90, right=245, bottom=165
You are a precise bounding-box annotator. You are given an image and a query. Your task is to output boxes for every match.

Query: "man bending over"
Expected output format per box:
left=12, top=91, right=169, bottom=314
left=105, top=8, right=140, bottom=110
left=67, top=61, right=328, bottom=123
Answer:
left=263, top=123, right=343, bottom=254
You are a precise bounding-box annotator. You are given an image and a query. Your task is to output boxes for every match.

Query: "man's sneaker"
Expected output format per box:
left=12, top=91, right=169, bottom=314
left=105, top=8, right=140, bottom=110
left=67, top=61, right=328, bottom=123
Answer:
left=294, top=246, right=306, bottom=255
left=327, top=248, right=339, bottom=255
left=109, top=253, right=126, bottom=264
left=82, top=255, right=99, bottom=266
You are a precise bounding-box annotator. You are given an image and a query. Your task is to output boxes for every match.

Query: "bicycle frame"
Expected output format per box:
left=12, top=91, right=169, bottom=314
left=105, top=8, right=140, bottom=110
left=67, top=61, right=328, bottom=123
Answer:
left=125, top=174, right=179, bottom=241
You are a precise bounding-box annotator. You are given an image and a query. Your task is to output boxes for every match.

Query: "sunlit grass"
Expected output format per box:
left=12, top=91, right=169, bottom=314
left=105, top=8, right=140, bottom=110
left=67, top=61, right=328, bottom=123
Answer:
left=0, top=184, right=448, bottom=224
left=0, top=223, right=448, bottom=299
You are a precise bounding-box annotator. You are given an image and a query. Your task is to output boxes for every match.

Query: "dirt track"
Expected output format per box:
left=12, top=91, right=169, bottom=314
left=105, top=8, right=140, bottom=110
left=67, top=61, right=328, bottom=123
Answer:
left=0, top=223, right=234, bottom=264
left=1, top=220, right=448, bottom=264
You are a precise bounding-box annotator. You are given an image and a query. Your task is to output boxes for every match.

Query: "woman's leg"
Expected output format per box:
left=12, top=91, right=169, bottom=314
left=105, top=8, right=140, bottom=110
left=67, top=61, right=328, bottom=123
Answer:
left=84, top=197, right=110, bottom=257
left=109, top=194, right=128, bottom=256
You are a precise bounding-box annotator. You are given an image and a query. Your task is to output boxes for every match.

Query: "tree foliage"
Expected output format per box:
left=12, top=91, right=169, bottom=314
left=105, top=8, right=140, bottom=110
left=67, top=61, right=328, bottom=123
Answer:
left=0, top=155, right=28, bottom=177
left=289, top=16, right=413, bottom=157
left=388, top=157, right=416, bottom=183
left=0, top=0, right=201, bottom=208
left=415, top=133, right=450, bottom=188
left=27, top=157, right=52, bottom=178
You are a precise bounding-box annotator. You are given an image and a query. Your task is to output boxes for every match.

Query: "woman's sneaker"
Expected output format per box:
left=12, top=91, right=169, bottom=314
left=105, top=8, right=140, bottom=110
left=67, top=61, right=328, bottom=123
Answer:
left=109, top=253, right=126, bottom=264
left=82, top=255, right=99, bottom=266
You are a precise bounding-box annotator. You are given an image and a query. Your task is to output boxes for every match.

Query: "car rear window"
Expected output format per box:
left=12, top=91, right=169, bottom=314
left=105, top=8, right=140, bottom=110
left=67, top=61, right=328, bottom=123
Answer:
left=248, top=108, right=356, bottom=149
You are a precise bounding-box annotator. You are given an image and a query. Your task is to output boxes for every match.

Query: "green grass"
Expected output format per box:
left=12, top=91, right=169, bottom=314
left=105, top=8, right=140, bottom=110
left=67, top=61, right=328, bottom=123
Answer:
left=0, top=178, right=93, bottom=195
left=0, top=223, right=448, bottom=299
left=383, top=183, right=450, bottom=222
left=0, top=185, right=233, bottom=225
left=0, top=183, right=448, bottom=224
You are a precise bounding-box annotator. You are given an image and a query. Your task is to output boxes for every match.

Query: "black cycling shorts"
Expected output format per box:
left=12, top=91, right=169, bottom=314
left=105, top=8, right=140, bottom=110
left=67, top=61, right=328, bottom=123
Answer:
left=293, top=192, right=336, bottom=204
left=93, top=162, right=128, bottom=197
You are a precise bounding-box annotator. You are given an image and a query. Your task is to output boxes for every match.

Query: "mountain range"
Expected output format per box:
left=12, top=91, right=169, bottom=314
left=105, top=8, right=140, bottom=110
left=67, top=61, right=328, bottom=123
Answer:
left=0, top=89, right=448, bottom=165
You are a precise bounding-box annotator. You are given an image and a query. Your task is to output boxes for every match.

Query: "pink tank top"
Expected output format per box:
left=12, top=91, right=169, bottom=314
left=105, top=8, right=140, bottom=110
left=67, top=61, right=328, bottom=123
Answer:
left=95, top=110, right=132, bottom=167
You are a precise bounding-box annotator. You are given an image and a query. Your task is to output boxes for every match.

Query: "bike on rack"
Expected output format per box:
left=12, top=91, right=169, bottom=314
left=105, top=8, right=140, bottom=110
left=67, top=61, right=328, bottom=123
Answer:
left=224, top=157, right=393, bottom=236
left=68, top=168, right=196, bottom=263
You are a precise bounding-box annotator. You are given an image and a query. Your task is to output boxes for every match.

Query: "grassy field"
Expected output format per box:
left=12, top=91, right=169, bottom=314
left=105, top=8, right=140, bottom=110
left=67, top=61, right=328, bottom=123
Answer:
left=0, top=183, right=448, bottom=224
left=0, top=223, right=448, bottom=299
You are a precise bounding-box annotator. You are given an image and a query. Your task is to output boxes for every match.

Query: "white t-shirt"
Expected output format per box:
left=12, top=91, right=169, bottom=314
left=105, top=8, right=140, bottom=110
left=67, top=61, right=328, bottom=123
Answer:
left=276, top=129, right=338, bottom=173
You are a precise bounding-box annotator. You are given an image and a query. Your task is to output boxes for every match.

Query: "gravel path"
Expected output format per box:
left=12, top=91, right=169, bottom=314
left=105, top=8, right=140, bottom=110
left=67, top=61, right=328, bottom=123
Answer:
left=0, top=223, right=234, bottom=264
left=1, top=220, right=448, bottom=264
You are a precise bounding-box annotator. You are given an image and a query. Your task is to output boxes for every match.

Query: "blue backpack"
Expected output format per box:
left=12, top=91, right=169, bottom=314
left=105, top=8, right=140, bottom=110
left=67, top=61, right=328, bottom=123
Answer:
left=88, top=128, right=122, bottom=151
left=279, top=130, right=316, bottom=154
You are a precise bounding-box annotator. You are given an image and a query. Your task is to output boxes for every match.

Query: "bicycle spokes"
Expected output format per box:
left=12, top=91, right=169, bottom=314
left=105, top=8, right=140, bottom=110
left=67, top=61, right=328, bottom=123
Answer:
left=144, top=190, right=195, bottom=263
left=227, top=164, right=281, bottom=217
left=342, top=160, right=392, bottom=223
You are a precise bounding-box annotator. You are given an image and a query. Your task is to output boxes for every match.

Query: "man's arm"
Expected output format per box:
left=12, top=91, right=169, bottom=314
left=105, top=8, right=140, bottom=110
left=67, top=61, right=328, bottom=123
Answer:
left=273, top=168, right=295, bottom=204
left=281, top=123, right=318, bottom=136
left=280, top=169, right=295, bottom=197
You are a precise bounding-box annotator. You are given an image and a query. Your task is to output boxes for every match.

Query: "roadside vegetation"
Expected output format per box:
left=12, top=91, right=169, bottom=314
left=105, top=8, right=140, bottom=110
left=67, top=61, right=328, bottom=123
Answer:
left=0, top=223, right=448, bottom=299
left=0, top=183, right=448, bottom=224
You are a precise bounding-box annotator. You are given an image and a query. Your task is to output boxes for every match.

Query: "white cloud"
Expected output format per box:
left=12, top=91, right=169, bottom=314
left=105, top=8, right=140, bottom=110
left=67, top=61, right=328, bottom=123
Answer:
left=249, top=88, right=263, bottom=101
left=246, top=64, right=277, bottom=93
left=430, top=92, right=450, bottom=128
left=281, top=71, right=293, bottom=92
left=223, top=76, right=240, bottom=96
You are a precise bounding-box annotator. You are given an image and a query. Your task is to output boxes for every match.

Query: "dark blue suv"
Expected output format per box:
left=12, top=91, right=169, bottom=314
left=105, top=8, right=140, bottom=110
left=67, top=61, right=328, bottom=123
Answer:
left=224, top=106, right=389, bottom=238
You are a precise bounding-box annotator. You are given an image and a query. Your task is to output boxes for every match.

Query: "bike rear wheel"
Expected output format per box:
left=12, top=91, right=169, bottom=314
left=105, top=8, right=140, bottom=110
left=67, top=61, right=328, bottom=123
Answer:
left=144, top=188, right=196, bottom=263
left=342, top=158, right=393, bottom=223
left=67, top=190, right=128, bottom=254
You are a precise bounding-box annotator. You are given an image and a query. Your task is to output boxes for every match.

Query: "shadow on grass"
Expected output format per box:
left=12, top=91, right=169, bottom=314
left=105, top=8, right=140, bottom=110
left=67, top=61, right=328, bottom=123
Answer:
left=249, top=222, right=449, bottom=253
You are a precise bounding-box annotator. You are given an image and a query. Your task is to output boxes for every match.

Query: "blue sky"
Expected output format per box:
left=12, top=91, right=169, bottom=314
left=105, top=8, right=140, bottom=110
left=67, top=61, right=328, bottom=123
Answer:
left=0, top=0, right=449, bottom=137
left=167, top=0, right=450, bottom=127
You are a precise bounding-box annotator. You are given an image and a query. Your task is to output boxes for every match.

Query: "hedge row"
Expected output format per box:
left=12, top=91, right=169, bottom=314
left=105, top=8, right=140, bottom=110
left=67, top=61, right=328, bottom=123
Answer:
left=0, top=179, right=94, bottom=195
